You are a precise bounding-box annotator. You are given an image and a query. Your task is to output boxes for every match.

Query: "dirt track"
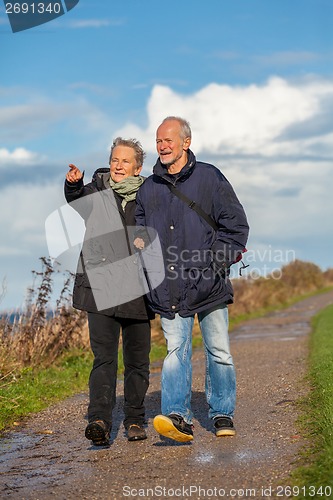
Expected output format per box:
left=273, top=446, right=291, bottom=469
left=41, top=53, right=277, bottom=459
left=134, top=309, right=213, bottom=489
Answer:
left=1, top=290, right=333, bottom=500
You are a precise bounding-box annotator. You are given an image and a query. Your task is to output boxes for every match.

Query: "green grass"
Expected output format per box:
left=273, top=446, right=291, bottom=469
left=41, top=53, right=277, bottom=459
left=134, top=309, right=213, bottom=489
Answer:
left=291, top=304, right=333, bottom=498
left=0, top=349, right=93, bottom=432
left=0, top=342, right=170, bottom=433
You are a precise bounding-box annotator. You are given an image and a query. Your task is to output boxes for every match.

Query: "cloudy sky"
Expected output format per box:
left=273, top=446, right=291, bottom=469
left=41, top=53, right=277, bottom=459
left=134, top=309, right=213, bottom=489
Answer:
left=0, top=0, right=333, bottom=310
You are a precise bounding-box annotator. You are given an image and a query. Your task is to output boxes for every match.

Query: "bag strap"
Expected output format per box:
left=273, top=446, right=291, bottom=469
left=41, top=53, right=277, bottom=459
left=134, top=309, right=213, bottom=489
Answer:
left=166, top=183, right=218, bottom=231
left=166, top=182, right=249, bottom=275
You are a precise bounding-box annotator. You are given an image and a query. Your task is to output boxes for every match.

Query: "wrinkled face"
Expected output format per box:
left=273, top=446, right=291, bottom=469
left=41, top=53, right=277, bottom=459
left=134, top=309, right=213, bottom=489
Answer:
left=156, top=120, right=191, bottom=170
left=110, top=145, right=142, bottom=182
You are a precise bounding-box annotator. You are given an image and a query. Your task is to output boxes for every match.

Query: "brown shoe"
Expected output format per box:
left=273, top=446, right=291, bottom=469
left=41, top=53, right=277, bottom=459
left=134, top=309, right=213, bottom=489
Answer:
left=85, top=420, right=110, bottom=446
left=127, top=424, right=147, bottom=441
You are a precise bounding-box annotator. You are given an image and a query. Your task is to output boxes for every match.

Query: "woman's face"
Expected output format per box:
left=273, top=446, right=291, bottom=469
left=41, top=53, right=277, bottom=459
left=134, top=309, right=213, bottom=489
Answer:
left=110, top=145, right=142, bottom=182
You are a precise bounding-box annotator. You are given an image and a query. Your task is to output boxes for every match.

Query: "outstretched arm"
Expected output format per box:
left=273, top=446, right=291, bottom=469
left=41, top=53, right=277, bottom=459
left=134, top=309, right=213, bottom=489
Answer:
left=64, top=163, right=86, bottom=204
left=64, top=163, right=95, bottom=220
left=66, top=164, right=84, bottom=184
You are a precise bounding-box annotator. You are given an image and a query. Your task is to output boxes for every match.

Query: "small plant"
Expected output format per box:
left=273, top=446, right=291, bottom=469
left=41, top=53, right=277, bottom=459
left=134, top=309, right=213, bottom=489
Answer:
left=0, top=257, right=88, bottom=375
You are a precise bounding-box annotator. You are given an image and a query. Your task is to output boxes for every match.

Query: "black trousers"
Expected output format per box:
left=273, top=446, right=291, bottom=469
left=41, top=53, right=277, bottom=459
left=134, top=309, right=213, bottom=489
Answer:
left=87, top=312, right=151, bottom=429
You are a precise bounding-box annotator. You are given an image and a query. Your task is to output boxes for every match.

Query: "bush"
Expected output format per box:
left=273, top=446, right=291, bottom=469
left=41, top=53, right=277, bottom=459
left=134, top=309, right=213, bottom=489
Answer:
left=230, top=259, right=331, bottom=319
left=0, top=257, right=88, bottom=375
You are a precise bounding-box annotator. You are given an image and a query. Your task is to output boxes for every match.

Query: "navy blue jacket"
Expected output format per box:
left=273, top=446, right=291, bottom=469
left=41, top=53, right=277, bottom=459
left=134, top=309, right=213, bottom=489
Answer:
left=135, top=150, right=249, bottom=319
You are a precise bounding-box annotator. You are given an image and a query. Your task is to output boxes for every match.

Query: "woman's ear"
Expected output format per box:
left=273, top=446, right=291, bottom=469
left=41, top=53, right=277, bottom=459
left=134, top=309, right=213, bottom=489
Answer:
left=135, top=165, right=143, bottom=176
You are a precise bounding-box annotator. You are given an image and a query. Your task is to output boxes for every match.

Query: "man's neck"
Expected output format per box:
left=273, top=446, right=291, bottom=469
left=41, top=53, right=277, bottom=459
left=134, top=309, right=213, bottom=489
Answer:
left=167, top=164, right=184, bottom=174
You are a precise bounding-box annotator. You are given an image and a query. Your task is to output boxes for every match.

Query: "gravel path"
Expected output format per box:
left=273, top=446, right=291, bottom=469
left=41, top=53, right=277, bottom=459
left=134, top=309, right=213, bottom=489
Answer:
left=1, top=290, right=333, bottom=500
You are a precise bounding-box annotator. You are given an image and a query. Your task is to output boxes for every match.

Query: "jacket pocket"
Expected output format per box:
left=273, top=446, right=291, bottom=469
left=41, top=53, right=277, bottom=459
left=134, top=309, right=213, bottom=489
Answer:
left=180, top=250, right=222, bottom=309
left=184, top=266, right=220, bottom=309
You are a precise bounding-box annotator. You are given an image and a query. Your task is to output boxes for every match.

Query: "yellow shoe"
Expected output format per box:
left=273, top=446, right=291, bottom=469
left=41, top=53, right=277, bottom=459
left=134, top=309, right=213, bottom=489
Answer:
left=153, top=414, right=194, bottom=442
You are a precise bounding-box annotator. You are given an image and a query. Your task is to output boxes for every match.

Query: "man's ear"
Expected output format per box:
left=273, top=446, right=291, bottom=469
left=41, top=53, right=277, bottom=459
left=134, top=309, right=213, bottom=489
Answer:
left=183, top=136, right=191, bottom=151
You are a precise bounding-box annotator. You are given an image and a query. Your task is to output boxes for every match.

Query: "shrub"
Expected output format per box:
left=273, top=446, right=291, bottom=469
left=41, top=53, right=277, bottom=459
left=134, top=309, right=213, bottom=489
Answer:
left=0, top=257, right=87, bottom=375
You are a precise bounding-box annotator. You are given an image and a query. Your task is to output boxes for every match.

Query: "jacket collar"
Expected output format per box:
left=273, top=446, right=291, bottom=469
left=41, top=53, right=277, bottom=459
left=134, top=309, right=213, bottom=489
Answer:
left=153, top=149, right=196, bottom=183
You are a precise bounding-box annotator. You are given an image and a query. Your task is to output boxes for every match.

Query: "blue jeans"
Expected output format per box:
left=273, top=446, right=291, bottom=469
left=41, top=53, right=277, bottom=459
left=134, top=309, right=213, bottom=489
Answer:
left=160, top=304, right=236, bottom=424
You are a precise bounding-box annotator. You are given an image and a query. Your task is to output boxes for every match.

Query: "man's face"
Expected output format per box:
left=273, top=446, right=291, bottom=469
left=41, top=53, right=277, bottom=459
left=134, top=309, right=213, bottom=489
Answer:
left=156, top=120, right=190, bottom=170
left=110, top=145, right=142, bottom=183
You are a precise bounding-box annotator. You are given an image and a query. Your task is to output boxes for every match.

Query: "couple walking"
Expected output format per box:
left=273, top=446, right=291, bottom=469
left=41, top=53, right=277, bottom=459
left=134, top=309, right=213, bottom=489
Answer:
left=64, top=116, right=249, bottom=446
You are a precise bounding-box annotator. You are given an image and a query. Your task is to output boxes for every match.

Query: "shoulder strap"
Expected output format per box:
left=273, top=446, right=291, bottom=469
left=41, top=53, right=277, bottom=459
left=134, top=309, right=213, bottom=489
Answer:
left=166, top=182, right=249, bottom=274
left=166, top=183, right=218, bottom=231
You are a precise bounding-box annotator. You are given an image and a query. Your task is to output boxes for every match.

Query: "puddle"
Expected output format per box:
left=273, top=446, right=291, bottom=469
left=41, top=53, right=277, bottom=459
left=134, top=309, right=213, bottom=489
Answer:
left=232, top=321, right=310, bottom=342
left=0, top=432, right=42, bottom=462
left=193, top=447, right=272, bottom=467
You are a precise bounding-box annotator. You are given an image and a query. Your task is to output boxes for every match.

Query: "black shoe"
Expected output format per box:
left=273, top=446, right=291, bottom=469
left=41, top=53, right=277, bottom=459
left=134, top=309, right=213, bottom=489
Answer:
left=153, top=413, right=193, bottom=442
left=214, top=416, right=236, bottom=437
left=85, top=420, right=110, bottom=446
left=127, top=424, right=147, bottom=442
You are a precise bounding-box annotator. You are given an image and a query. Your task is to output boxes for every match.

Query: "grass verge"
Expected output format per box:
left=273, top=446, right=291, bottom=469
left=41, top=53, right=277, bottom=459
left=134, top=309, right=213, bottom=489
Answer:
left=0, top=349, right=92, bottom=432
left=0, top=341, right=169, bottom=433
left=291, top=304, right=333, bottom=498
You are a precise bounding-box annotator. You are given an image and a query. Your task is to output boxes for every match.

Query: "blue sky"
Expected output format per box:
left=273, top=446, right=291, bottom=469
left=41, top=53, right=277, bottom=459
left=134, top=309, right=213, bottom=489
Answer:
left=0, top=0, right=333, bottom=310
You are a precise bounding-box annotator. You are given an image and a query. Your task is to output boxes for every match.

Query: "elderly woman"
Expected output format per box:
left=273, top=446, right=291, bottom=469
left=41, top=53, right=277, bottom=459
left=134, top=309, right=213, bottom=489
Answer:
left=64, top=138, right=151, bottom=446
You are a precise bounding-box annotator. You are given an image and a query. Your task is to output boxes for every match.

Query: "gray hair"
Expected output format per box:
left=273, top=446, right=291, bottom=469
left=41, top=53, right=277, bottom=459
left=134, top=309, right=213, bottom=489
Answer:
left=160, top=116, right=192, bottom=140
left=109, top=137, right=146, bottom=167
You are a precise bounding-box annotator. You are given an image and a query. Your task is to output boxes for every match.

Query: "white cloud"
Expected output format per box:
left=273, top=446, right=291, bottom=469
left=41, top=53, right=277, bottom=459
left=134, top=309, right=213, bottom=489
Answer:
left=0, top=148, right=45, bottom=167
left=116, top=76, right=333, bottom=159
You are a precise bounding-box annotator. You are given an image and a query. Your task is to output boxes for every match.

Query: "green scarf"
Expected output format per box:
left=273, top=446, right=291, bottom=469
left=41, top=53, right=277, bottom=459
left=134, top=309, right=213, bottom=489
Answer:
left=109, top=175, right=145, bottom=209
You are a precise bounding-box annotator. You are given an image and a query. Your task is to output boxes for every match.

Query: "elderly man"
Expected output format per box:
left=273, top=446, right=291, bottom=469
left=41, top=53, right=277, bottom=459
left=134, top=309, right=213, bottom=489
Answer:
left=135, top=117, right=249, bottom=442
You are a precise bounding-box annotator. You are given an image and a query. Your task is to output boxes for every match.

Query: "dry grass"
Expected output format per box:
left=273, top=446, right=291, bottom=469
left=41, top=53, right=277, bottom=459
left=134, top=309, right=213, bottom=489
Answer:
left=230, top=259, right=332, bottom=318
left=1, top=258, right=332, bottom=378
left=0, top=257, right=87, bottom=376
